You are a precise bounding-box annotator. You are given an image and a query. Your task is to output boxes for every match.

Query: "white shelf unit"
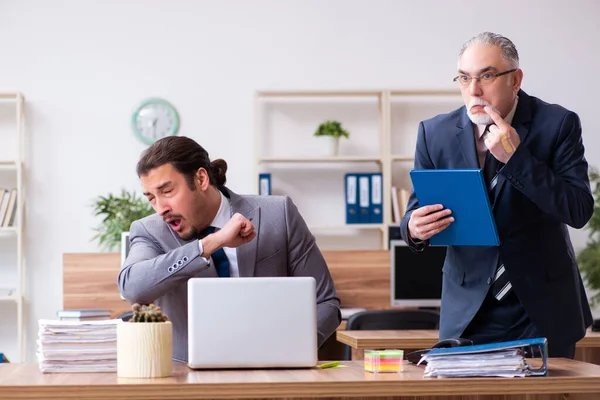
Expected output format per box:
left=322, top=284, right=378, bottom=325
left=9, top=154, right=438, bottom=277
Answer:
left=388, top=90, right=464, bottom=228
left=0, top=92, right=26, bottom=362
left=254, top=89, right=463, bottom=250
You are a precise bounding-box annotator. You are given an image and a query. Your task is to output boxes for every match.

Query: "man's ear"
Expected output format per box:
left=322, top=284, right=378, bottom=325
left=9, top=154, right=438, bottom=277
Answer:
left=195, top=168, right=210, bottom=190
left=512, top=68, right=523, bottom=94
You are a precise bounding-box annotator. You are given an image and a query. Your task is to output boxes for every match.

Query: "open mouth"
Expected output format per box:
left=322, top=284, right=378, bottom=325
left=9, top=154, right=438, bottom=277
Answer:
left=167, top=218, right=182, bottom=231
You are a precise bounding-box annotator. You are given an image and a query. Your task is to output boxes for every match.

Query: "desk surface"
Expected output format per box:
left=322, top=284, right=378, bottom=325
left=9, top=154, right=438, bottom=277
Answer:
left=337, top=329, right=600, bottom=350
left=2, top=360, right=600, bottom=399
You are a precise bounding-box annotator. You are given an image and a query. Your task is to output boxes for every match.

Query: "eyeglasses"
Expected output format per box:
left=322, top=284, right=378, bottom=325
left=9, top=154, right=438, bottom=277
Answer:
left=453, top=69, right=517, bottom=87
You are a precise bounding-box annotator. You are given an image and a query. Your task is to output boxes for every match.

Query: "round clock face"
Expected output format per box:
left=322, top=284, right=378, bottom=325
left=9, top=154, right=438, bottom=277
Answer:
left=131, top=98, right=180, bottom=145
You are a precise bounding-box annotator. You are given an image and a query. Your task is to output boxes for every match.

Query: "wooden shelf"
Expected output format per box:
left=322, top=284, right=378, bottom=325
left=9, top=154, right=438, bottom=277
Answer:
left=0, top=227, right=18, bottom=237
left=258, top=156, right=382, bottom=163
left=256, top=90, right=382, bottom=97
left=255, top=89, right=460, bottom=250
left=390, top=89, right=460, bottom=97
left=0, top=93, right=20, bottom=100
left=0, top=160, right=18, bottom=170
left=391, top=155, right=415, bottom=162
left=0, top=295, right=18, bottom=303
left=0, top=91, right=26, bottom=362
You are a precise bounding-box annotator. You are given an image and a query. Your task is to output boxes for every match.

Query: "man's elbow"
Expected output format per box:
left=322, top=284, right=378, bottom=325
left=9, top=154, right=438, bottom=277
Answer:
left=570, top=194, right=595, bottom=229
left=118, top=269, right=154, bottom=305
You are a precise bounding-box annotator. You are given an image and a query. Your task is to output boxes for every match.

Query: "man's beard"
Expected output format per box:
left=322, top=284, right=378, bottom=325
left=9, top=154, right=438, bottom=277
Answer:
left=179, top=225, right=202, bottom=241
left=466, top=98, right=501, bottom=125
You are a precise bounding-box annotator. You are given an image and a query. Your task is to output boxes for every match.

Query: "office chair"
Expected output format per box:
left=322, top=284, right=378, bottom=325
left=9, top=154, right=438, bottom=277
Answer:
left=343, top=309, right=440, bottom=360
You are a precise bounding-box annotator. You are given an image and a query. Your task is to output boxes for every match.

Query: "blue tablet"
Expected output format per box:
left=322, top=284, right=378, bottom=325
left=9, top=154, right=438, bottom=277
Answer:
left=409, top=169, right=500, bottom=246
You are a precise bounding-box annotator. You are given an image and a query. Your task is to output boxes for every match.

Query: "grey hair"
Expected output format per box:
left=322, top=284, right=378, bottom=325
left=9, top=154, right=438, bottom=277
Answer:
left=459, top=32, right=519, bottom=69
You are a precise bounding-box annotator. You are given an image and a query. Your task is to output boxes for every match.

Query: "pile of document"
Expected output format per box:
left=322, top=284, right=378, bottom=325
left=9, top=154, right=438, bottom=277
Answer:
left=418, top=338, right=548, bottom=378
left=36, top=319, right=121, bottom=373
left=421, top=348, right=528, bottom=378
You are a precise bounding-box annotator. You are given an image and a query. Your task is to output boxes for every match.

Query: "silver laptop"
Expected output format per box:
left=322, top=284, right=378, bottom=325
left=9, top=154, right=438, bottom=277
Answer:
left=187, top=276, right=318, bottom=369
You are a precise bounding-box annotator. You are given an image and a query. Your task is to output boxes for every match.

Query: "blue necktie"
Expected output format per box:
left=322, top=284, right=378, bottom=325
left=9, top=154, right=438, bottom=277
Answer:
left=202, top=226, right=230, bottom=278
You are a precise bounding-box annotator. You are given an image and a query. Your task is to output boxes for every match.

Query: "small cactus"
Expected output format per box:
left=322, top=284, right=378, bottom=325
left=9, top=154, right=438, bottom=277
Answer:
left=130, top=303, right=168, bottom=322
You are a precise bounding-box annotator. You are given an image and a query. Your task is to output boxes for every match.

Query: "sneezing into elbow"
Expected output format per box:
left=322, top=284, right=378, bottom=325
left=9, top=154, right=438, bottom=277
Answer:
left=117, top=270, right=154, bottom=305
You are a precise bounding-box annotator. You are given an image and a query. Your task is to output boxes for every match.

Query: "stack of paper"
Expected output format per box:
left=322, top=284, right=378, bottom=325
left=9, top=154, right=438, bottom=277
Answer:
left=421, top=348, right=527, bottom=378
left=56, top=309, right=112, bottom=322
left=418, top=338, right=548, bottom=379
left=36, top=319, right=121, bottom=373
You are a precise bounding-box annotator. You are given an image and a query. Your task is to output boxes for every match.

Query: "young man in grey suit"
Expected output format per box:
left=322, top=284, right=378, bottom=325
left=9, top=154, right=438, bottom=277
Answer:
left=118, top=136, right=341, bottom=362
left=400, top=32, right=593, bottom=358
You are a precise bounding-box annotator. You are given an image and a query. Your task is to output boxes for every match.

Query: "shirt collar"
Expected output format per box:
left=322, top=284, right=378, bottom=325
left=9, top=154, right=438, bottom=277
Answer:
left=476, top=96, right=519, bottom=139
left=209, top=190, right=231, bottom=229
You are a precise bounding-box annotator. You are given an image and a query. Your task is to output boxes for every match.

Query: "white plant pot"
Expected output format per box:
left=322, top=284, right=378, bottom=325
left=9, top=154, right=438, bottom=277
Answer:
left=117, top=321, right=173, bottom=378
left=321, top=136, right=340, bottom=157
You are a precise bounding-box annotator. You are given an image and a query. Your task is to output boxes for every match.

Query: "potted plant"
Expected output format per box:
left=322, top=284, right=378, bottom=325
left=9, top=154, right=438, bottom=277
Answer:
left=91, top=189, right=154, bottom=251
left=117, top=303, right=173, bottom=378
left=314, top=120, right=350, bottom=156
left=578, top=167, right=600, bottom=306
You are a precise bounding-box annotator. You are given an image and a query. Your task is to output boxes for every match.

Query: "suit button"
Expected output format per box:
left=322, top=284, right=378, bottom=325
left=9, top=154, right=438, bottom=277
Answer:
left=487, top=277, right=492, bottom=285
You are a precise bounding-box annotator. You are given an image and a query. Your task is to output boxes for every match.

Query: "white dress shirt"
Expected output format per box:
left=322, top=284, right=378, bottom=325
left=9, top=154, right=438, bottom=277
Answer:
left=474, top=97, right=519, bottom=169
left=197, top=190, right=240, bottom=277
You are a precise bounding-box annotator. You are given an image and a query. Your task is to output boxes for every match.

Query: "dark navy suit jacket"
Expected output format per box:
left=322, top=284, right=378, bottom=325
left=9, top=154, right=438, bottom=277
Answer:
left=400, top=89, right=594, bottom=346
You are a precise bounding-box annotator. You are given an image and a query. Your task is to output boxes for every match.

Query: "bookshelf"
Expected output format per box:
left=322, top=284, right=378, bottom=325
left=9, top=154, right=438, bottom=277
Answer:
left=0, top=92, right=26, bottom=362
left=254, top=89, right=463, bottom=250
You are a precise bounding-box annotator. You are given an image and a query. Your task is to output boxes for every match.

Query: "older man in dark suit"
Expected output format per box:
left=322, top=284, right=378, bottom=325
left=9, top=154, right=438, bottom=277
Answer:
left=400, top=32, right=593, bottom=358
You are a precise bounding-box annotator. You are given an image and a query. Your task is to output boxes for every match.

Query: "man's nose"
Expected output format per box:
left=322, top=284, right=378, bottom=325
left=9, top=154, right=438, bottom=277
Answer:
left=468, top=78, right=483, bottom=96
left=156, top=199, right=171, bottom=216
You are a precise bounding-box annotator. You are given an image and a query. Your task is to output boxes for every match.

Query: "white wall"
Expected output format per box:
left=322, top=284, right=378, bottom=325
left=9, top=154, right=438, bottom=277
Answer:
left=0, top=0, right=599, bottom=362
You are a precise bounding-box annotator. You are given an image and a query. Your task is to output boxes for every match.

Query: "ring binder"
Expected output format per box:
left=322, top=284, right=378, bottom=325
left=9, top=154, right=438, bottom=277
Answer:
left=418, top=337, right=548, bottom=378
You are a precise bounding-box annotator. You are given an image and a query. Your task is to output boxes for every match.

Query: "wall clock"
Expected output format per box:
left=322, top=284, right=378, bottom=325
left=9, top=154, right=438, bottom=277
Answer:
left=131, top=98, right=180, bottom=145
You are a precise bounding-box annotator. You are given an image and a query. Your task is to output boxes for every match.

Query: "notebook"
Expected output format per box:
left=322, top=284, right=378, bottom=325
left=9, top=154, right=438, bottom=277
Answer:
left=187, top=276, right=318, bottom=369
left=409, top=169, right=500, bottom=246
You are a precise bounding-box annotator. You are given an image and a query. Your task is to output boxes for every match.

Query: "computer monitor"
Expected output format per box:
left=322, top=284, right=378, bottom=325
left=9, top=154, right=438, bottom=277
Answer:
left=390, top=239, right=447, bottom=307
left=120, top=232, right=130, bottom=301
left=121, top=231, right=130, bottom=268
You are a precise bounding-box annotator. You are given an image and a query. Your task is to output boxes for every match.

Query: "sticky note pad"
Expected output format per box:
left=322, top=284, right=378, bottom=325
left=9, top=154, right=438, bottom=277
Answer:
left=364, top=349, right=404, bottom=373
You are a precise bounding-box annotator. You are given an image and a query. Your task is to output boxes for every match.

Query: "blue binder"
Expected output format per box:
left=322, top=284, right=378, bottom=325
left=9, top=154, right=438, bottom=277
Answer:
left=423, top=337, right=548, bottom=376
left=369, top=173, right=383, bottom=223
left=345, top=173, right=359, bottom=224
left=357, top=174, right=371, bottom=223
left=258, top=173, right=271, bottom=196
left=409, top=169, right=499, bottom=246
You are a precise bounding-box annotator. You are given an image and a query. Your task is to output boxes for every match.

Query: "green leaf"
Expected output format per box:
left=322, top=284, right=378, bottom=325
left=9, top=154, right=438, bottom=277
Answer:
left=578, top=166, right=600, bottom=305
left=90, top=189, right=155, bottom=251
left=314, top=120, right=350, bottom=139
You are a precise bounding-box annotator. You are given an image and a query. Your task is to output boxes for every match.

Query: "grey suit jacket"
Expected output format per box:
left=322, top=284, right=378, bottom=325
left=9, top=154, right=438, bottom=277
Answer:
left=118, top=187, right=341, bottom=362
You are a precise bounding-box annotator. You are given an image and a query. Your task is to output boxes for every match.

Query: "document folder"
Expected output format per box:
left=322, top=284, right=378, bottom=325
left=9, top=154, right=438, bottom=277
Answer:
left=409, top=169, right=499, bottom=246
left=420, top=337, right=548, bottom=377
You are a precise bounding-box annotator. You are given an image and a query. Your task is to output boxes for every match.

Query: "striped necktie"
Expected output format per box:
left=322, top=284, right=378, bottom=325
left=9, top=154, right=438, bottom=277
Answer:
left=482, top=125, right=511, bottom=301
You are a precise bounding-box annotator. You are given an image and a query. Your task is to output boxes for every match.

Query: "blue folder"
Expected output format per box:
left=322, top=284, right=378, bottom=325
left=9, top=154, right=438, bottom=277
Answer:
left=409, top=169, right=499, bottom=246
left=423, top=337, right=548, bottom=377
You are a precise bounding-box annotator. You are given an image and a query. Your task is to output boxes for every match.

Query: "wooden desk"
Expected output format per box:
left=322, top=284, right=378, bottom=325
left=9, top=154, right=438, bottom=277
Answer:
left=336, top=330, right=600, bottom=364
left=2, top=360, right=600, bottom=400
